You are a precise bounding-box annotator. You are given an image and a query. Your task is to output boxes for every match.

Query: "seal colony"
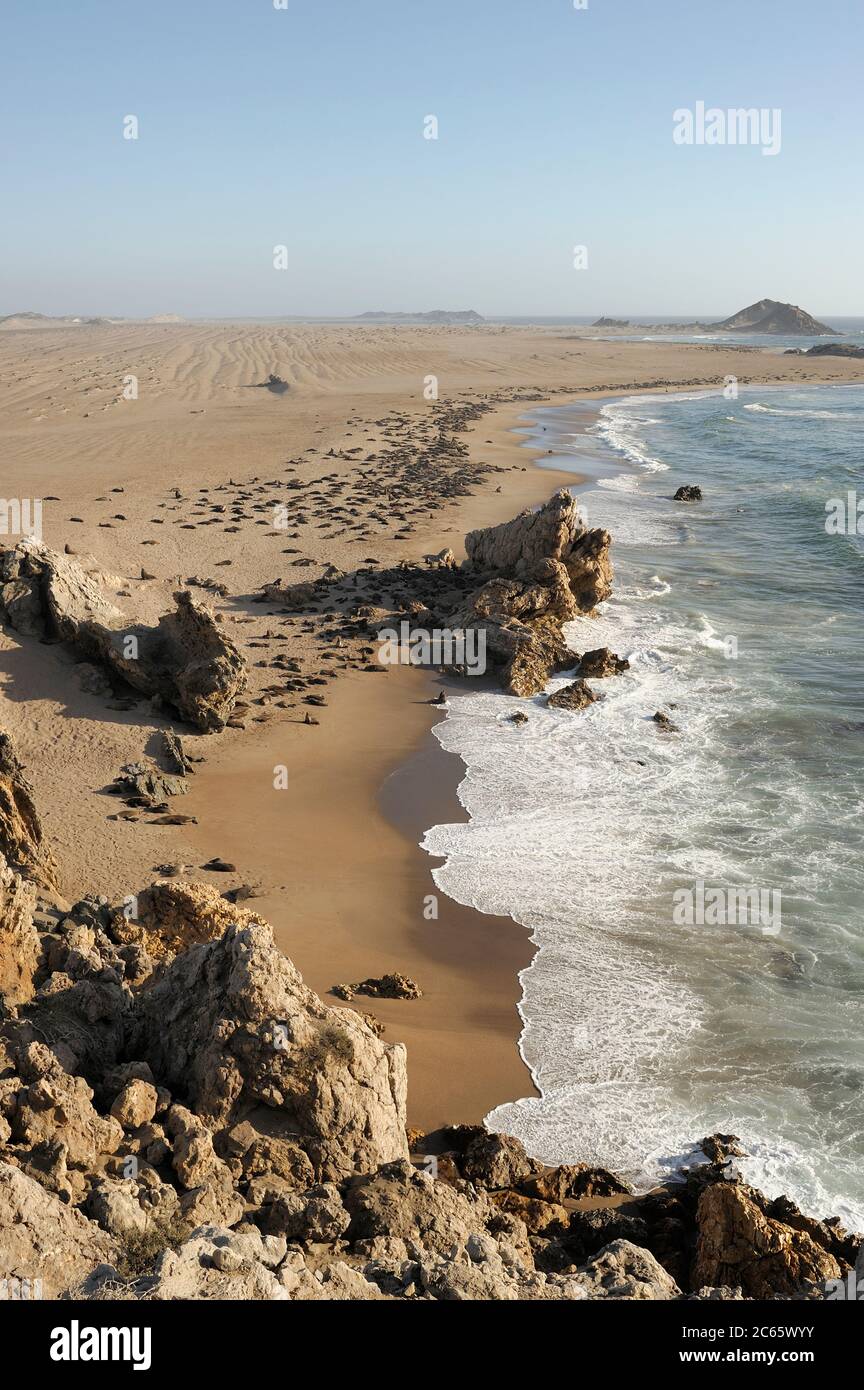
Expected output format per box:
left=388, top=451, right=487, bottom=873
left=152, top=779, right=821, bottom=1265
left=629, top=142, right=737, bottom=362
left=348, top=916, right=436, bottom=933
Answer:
left=1, top=318, right=863, bottom=1300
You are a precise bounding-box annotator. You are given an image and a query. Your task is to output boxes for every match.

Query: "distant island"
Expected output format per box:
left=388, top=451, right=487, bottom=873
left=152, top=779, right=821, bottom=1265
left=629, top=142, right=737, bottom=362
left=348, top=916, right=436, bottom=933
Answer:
left=591, top=299, right=837, bottom=336
left=354, top=309, right=485, bottom=325
left=0, top=311, right=186, bottom=330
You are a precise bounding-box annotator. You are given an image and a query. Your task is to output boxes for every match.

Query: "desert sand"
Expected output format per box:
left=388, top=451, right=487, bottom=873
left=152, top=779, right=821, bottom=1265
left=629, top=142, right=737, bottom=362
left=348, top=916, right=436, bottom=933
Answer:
left=2, top=319, right=862, bottom=1127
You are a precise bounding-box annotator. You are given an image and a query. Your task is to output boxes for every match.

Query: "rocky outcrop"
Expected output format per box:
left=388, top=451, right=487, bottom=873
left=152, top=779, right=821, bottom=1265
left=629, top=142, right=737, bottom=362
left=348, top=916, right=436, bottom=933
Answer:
left=435, top=492, right=612, bottom=696
left=0, top=1161, right=119, bottom=1299
left=673, top=485, right=702, bottom=502
left=0, top=855, right=39, bottom=1005
left=578, top=647, right=630, bottom=678
left=465, top=491, right=611, bottom=607
left=0, top=542, right=246, bottom=731
left=547, top=679, right=601, bottom=712
left=0, top=732, right=59, bottom=891
left=117, top=878, right=268, bottom=966
left=692, top=1181, right=843, bottom=1298
left=131, top=918, right=409, bottom=1179
left=332, top=973, right=422, bottom=1002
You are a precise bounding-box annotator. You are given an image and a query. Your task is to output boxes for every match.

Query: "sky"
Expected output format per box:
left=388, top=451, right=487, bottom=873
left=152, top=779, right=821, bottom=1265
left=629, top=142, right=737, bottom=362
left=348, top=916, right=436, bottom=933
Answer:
left=1, top=0, right=862, bottom=318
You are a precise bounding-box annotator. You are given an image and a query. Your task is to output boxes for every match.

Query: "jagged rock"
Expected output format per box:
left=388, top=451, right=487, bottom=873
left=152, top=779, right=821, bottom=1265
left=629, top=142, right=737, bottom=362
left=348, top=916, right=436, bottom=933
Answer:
left=222, top=1124, right=316, bottom=1189
left=465, top=491, right=612, bottom=610
left=0, top=732, right=59, bottom=891
left=573, top=1239, right=681, bottom=1300
left=332, top=973, right=422, bottom=1002
left=653, top=710, right=680, bottom=732
left=0, top=542, right=247, bottom=731
left=699, top=1133, right=746, bottom=1164
left=520, top=1163, right=632, bottom=1203
left=489, top=1190, right=569, bottom=1235
left=426, top=491, right=612, bottom=697
left=131, top=919, right=408, bottom=1180
left=691, top=1181, right=843, bottom=1298
left=165, top=1105, right=231, bottom=1191
left=343, top=1159, right=529, bottom=1263
left=141, top=1225, right=290, bottom=1300
left=110, top=1080, right=158, bottom=1130
left=261, top=1182, right=351, bottom=1242
left=461, top=1131, right=540, bottom=1190
left=547, top=679, right=601, bottom=712
left=10, top=1041, right=123, bottom=1170
left=445, top=578, right=575, bottom=696
left=0, top=855, right=39, bottom=1005
left=84, top=1178, right=150, bottom=1237
left=114, top=878, right=268, bottom=966
left=0, top=1161, right=119, bottom=1299
left=160, top=730, right=192, bottom=776
left=578, top=647, right=630, bottom=678
left=673, top=485, right=702, bottom=502
left=112, top=762, right=187, bottom=804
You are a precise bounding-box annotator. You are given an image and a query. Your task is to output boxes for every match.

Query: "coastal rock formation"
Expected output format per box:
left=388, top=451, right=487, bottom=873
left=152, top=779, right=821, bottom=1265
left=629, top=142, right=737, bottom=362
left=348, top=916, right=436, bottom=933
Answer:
left=0, top=1162, right=119, bottom=1299
left=0, top=541, right=247, bottom=731
left=0, top=854, right=39, bottom=1005
left=0, top=765, right=858, bottom=1304
left=578, top=647, right=630, bottom=678
left=465, top=490, right=612, bottom=609
left=121, top=878, right=268, bottom=966
left=673, top=485, right=702, bottom=502
left=0, top=732, right=59, bottom=891
left=692, top=1181, right=843, bottom=1298
left=332, top=973, right=422, bottom=1002
left=789, top=342, right=864, bottom=358
left=131, top=918, right=409, bottom=1179
left=547, top=679, right=601, bottom=712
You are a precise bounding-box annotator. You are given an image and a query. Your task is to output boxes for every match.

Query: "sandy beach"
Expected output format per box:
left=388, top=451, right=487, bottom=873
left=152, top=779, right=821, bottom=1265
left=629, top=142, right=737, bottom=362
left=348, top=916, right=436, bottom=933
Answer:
left=2, top=319, right=863, bottom=1128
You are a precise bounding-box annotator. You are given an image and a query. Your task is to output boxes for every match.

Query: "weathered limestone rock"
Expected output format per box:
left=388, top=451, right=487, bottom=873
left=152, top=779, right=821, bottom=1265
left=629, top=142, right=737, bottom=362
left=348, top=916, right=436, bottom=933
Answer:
left=132, top=920, right=409, bottom=1180
left=261, top=1182, right=351, bottom=1242
left=578, top=647, right=630, bottom=678
left=0, top=732, right=59, bottom=891
left=0, top=854, right=39, bottom=1005
left=343, top=1159, right=526, bottom=1262
left=465, top=491, right=611, bottom=606
left=460, top=1131, right=540, bottom=1190
left=10, top=1042, right=123, bottom=1169
left=110, top=1079, right=158, bottom=1130
left=436, top=493, right=611, bottom=696
left=692, top=1181, right=843, bottom=1298
left=332, top=973, right=422, bottom=1002
left=0, top=542, right=247, bottom=731
left=115, top=878, right=268, bottom=966
left=547, top=678, right=601, bottom=712
left=520, top=1163, right=632, bottom=1203
left=572, top=1239, right=681, bottom=1300
left=0, top=1161, right=119, bottom=1299
left=141, top=1225, right=291, bottom=1301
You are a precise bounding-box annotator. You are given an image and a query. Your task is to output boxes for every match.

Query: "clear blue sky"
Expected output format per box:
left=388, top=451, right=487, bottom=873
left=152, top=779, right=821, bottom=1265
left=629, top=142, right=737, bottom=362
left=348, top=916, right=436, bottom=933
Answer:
left=2, top=0, right=861, bottom=317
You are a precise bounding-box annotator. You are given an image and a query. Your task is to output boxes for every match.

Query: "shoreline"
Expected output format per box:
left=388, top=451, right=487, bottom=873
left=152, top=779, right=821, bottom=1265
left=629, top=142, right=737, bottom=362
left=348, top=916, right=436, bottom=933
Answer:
left=1, top=322, right=862, bottom=1132
left=182, top=371, right=862, bottom=1131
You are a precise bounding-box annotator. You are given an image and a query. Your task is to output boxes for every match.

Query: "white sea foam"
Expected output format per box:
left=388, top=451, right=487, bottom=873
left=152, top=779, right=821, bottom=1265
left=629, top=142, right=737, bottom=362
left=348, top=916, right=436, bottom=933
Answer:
left=420, top=384, right=864, bottom=1230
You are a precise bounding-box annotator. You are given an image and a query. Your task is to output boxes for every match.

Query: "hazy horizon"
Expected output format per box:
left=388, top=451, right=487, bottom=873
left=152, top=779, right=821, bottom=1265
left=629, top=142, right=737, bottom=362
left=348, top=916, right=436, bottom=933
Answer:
left=2, top=0, right=862, bottom=318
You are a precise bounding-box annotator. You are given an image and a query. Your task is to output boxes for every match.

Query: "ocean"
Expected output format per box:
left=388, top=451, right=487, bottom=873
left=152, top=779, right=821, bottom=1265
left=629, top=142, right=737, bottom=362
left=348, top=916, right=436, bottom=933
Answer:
left=421, top=381, right=864, bottom=1229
